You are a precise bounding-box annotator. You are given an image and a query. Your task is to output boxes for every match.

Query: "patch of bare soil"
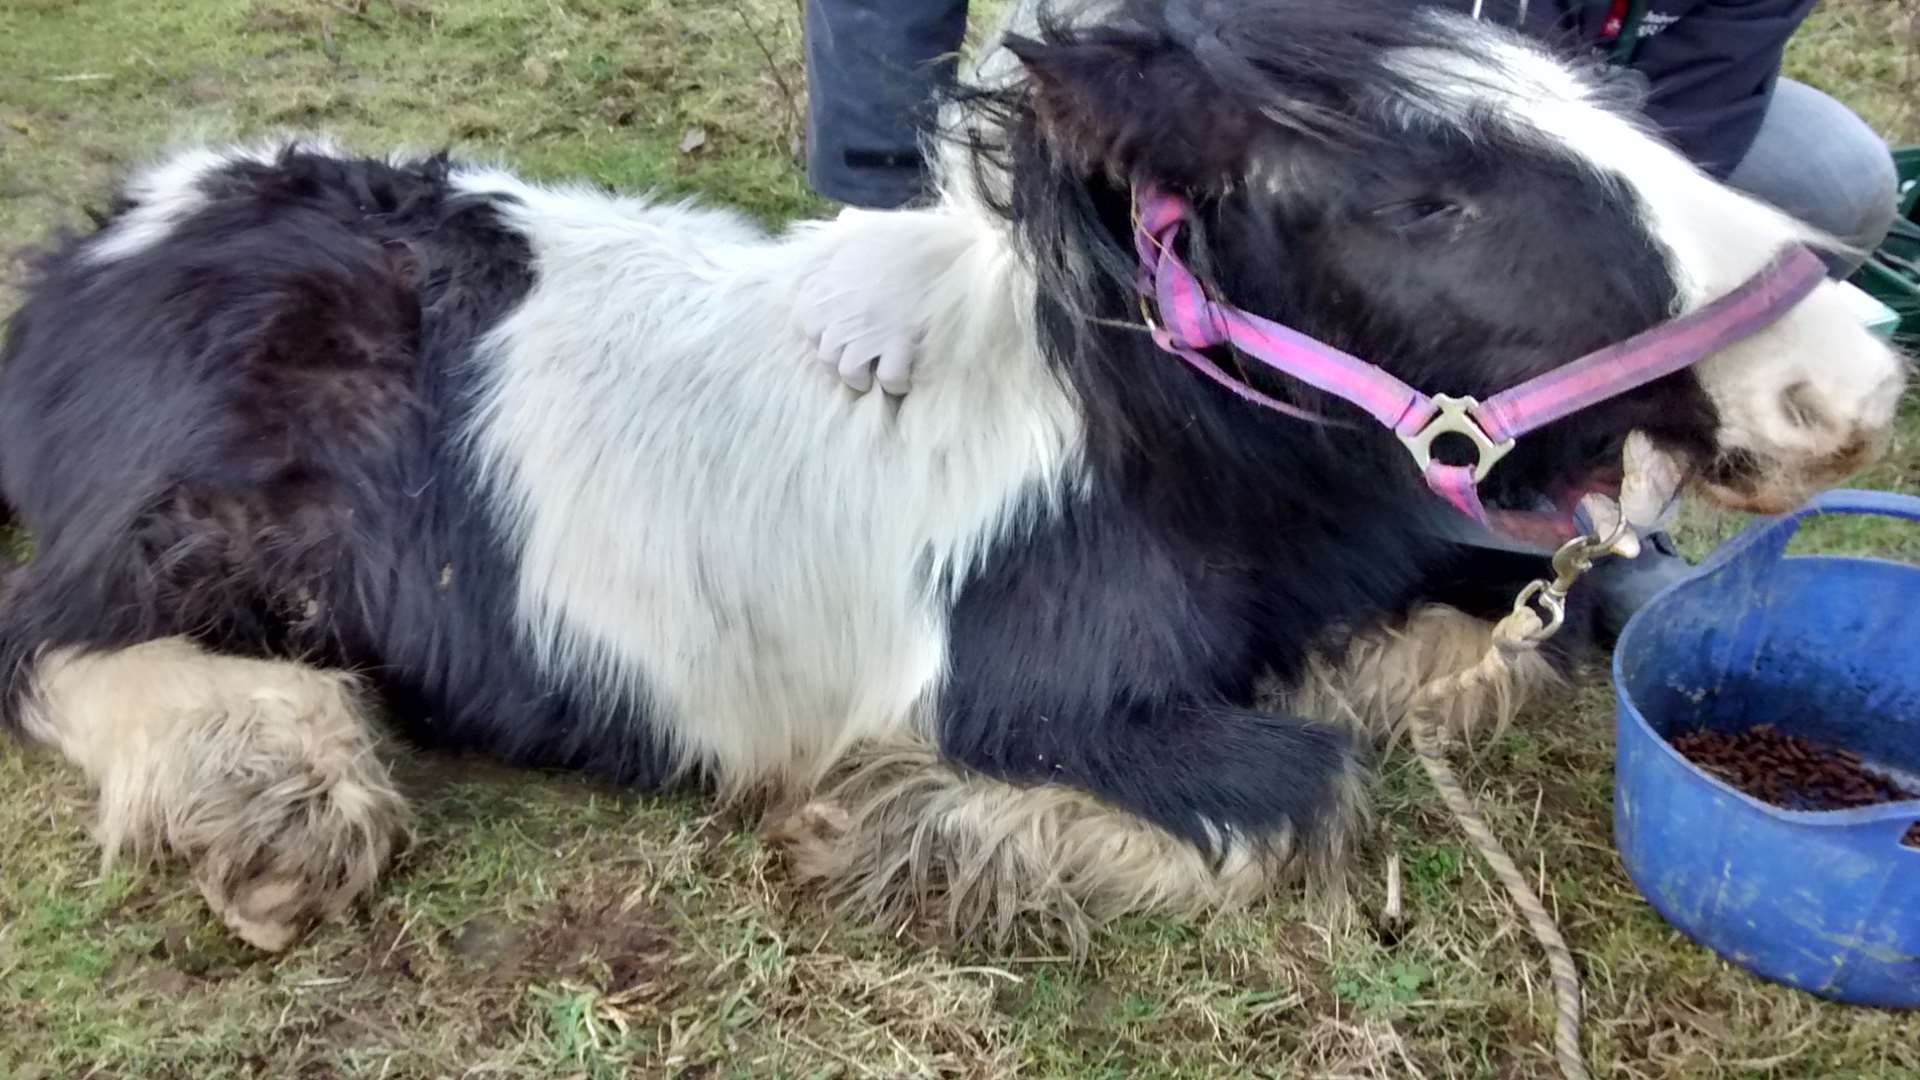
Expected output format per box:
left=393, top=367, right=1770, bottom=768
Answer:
left=272, top=884, right=684, bottom=1074
left=482, top=893, right=677, bottom=1000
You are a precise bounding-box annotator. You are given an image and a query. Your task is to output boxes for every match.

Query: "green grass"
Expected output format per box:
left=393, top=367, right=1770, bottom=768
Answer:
left=2, top=1, right=1918, bottom=1077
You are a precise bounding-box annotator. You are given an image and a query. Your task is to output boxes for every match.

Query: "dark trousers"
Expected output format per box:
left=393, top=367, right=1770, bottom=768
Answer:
left=803, top=0, right=969, bottom=208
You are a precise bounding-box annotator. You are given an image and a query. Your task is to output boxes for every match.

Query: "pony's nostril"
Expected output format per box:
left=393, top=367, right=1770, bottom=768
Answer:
left=1827, top=430, right=1882, bottom=474
left=1779, top=381, right=1828, bottom=432
left=1705, top=446, right=1763, bottom=489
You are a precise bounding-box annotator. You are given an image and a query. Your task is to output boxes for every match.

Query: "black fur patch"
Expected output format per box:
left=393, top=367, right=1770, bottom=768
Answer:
left=0, top=148, right=677, bottom=787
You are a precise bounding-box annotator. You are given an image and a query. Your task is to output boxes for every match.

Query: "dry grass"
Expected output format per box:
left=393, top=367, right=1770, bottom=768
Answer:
left=2, top=1, right=1919, bottom=1077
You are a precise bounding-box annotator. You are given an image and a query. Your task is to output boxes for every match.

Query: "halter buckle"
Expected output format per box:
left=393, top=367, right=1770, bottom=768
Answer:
left=1397, top=394, right=1516, bottom=483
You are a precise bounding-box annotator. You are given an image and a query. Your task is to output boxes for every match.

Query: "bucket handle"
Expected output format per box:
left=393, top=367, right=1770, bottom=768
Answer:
left=1693, top=488, right=1920, bottom=580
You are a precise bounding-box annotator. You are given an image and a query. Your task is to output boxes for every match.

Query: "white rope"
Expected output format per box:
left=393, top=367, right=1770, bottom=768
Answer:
left=1408, top=609, right=1589, bottom=1080
left=1399, top=512, right=1633, bottom=1080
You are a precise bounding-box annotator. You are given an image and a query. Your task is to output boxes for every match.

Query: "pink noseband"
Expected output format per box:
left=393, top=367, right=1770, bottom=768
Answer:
left=1131, top=184, right=1829, bottom=526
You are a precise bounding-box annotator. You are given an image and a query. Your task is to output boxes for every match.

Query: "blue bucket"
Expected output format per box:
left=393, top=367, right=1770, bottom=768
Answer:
left=1612, top=488, right=1920, bottom=1008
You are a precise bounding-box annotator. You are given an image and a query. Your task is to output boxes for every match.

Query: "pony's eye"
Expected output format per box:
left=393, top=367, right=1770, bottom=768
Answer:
left=1368, top=197, right=1462, bottom=230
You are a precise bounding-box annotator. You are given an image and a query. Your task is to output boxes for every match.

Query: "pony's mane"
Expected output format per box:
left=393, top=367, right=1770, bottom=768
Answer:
left=940, top=1, right=1459, bottom=207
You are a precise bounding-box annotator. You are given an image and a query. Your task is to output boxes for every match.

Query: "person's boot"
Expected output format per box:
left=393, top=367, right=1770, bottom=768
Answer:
left=801, top=0, right=968, bottom=210
left=1584, top=530, right=1696, bottom=641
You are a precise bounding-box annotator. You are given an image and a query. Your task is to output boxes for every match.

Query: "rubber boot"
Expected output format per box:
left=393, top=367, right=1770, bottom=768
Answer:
left=802, top=0, right=969, bottom=209
left=1584, top=530, right=1696, bottom=641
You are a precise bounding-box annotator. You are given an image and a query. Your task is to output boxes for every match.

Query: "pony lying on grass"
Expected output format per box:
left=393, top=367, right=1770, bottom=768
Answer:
left=0, top=0, right=1902, bottom=951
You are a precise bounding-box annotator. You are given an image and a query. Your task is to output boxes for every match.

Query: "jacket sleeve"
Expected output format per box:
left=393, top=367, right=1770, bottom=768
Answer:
left=1626, top=0, right=1818, bottom=178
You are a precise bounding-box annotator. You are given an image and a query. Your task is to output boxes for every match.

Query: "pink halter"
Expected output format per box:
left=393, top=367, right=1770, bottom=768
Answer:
left=1130, top=184, right=1829, bottom=525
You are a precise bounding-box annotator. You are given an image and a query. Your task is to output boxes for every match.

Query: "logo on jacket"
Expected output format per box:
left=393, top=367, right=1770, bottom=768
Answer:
left=1601, top=3, right=1682, bottom=41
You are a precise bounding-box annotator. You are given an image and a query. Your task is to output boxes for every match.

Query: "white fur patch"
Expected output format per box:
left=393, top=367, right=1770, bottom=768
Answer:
left=457, top=166, right=1086, bottom=790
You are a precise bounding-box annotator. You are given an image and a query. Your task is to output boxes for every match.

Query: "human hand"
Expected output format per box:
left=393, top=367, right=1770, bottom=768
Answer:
left=794, top=207, right=967, bottom=396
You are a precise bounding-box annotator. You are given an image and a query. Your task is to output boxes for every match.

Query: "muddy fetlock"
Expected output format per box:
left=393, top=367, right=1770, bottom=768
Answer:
left=21, top=638, right=413, bottom=952
left=186, top=802, right=408, bottom=951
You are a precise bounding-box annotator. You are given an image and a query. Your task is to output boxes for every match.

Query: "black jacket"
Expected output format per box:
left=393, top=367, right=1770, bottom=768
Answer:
left=1456, top=0, right=1820, bottom=178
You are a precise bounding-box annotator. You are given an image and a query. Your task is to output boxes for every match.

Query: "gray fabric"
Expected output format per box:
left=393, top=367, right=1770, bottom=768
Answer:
left=1723, top=77, right=1899, bottom=278
left=802, top=0, right=969, bottom=209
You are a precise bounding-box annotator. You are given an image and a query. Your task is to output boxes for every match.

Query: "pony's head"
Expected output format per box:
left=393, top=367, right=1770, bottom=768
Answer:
left=949, top=0, right=1905, bottom=530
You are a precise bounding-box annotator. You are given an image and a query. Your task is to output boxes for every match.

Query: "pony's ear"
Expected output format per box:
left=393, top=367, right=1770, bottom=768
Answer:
left=1002, top=31, right=1260, bottom=193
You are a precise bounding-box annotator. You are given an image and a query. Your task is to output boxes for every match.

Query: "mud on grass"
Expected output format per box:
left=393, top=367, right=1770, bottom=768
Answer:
left=4, top=0, right=1920, bottom=1077
left=0, top=749, right=1027, bottom=1079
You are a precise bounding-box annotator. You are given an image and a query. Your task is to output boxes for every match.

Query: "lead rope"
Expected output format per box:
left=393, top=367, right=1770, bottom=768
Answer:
left=1402, top=510, right=1631, bottom=1080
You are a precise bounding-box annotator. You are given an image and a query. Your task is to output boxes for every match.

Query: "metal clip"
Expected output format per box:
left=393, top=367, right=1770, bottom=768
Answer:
left=1396, top=394, right=1516, bottom=484
left=1508, top=519, right=1634, bottom=645
left=1549, top=536, right=1599, bottom=594
left=1511, top=578, right=1568, bottom=643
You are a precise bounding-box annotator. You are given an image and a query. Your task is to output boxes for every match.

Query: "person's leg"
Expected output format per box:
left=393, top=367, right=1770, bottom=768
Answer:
left=803, top=0, right=971, bottom=209
left=1723, top=78, right=1899, bottom=279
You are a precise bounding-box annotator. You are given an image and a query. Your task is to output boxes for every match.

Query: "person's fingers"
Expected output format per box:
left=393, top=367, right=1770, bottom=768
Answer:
left=802, top=325, right=833, bottom=372
left=794, top=233, right=927, bottom=393
left=836, top=339, right=876, bottom=393
left=815, top=319, right=857, bottom=376
left=874, top=332, right=915, bottom=396
left=802, top=290, right=859, bottom=367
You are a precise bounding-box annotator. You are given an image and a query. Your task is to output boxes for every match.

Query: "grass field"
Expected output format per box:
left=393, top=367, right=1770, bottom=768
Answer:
left=2, top=1, right=1918, bottom=1077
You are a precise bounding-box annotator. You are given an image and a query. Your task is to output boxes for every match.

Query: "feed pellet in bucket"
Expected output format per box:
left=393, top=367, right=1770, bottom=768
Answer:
left=1668, top=725, right=1920, bottom=848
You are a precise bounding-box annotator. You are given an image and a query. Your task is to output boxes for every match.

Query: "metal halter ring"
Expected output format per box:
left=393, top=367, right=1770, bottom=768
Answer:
left=1396, top=394, right=1517, bottom=484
